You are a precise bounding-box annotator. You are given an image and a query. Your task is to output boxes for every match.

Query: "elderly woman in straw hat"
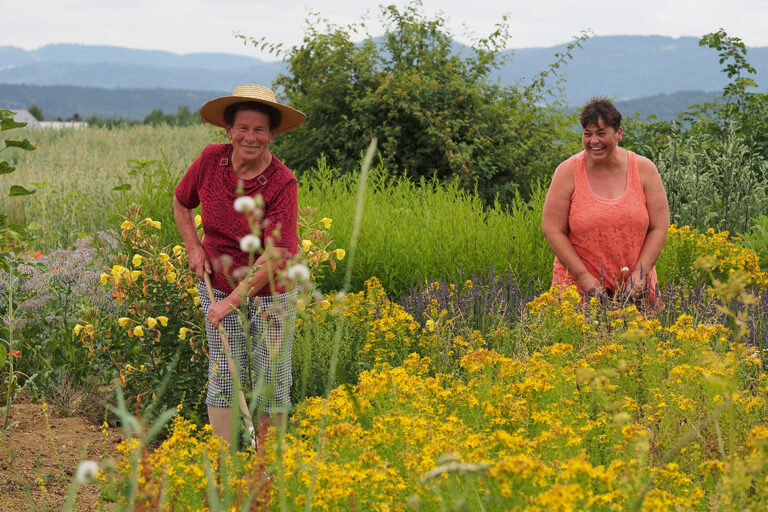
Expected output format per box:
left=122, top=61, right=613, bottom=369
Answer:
left=173, top=84, right=306, bottom=444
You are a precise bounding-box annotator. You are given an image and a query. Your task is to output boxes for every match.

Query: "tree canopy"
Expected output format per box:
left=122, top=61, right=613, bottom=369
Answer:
left=243, top=1, right=584, bottom=204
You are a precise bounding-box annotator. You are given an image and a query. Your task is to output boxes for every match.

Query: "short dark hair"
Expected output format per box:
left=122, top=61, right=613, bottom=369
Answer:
left=223, top=101, right=282, bottom=132
left=580, top=97, right=622, bottom=131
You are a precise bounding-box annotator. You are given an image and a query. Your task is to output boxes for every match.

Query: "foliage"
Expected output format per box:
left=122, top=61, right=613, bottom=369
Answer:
left=652, top=125, right=768, bottom=234
left=739, top=214, right=768, bottom=272
left=243, top=1, right=582, bottom=204
left=656, top=224, right=768, bottom=291
left=299, top=157, right=553, bottom=299
left=142, top=106, right=202, bottom=127
left=624, top=30, right=768, bottom=235
left=0, top=124, right=210, bottom=252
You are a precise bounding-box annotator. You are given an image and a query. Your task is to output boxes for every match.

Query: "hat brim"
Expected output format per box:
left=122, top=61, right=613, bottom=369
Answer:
left=199, top=95, right=306, bottom=134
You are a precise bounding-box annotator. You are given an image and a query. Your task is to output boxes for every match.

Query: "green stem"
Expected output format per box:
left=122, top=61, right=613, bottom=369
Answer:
left=2, top=270, right=15, bottom=430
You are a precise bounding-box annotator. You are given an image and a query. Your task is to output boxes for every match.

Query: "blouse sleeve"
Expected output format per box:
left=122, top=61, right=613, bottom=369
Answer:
left=264, top=177, right=298, bottom=251
left=174, top=151, right=204, bottom=209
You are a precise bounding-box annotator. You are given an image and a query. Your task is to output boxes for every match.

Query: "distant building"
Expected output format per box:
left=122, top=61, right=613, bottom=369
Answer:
left=4, top=108, right=87, bottom=129
left=8, top=109, right=41, bottom=127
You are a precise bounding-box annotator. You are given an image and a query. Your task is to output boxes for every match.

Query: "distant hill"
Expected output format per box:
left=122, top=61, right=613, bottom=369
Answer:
left=0, top=83, right=222, bottom=120
left=0, top=36, right=765, bottom=119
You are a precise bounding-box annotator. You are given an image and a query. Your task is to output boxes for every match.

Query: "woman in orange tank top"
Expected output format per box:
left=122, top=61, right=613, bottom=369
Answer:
left=541, top=98, right=669, bottom=304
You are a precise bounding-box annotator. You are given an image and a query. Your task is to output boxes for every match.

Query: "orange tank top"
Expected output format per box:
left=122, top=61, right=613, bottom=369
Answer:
left=552, top=149, right=659, bottom=296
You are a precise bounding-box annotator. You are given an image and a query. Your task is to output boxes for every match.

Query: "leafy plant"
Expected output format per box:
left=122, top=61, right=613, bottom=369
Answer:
left=241, top=1, right=583, bottom=204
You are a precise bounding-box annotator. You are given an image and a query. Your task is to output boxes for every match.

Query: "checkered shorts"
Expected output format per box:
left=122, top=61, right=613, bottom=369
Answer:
left=198, top=280, right=297, bottom=413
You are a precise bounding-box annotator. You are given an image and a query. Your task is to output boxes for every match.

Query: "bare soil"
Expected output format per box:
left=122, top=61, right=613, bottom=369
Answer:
left=0, top=402, right=123, bottom=512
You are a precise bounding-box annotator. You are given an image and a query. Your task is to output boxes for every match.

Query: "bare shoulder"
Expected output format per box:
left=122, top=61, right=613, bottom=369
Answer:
left=548, top=158, right=575, bottom=193
left=635, top=154, right=661, bottom=183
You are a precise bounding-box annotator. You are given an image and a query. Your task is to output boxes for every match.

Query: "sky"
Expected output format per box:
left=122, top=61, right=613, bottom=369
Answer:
left=3, top=0, right=767, bottom=60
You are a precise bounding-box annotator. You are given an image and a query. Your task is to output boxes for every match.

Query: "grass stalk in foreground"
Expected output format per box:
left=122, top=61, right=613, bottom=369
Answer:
left=302, top=139, right=377, bottom=512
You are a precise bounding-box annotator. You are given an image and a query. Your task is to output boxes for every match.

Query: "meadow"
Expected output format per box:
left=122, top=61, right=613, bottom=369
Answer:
left=1, top=123, right=768, bottom=511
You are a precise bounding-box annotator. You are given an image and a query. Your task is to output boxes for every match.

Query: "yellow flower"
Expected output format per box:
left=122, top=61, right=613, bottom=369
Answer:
left=194, top=214, right=202, bottom=228
left=334, top=248, right=346, bottom=260
left=118, top=317, right=131, bottom=327
left=100, top=273, right=111, bottom=285
left=156, top=316, right=169, bottom=327
left=301, top=239, right=313, bottom=252
left=84, top=324, right=95, bottom=336
left=73, top=324, right=84, bottom=335
left=172, top=245, right=184, bottom=256
left=318, top=217, right=332, bottom=229
left=178, top=327, right=191, bottom=340
left=425, top=319, right=435, bottom=332
left=166, top=272, right=177, bottom=283
left=158, top=252, right=170, bottom=262
left=141, top=218, right=162, bottom=229
left=133, top=326, right=145, bottom=337
left=111, top=265, right=128, bottom=281
left=120, top=220, right=133, bottom=230
left=193, top=296, right=200, bottom=306
left=320, top=300, right=331, bottom=310
left=132, top=254, right=144, bottom=267
left=146, top=317, right=158, bottom=328
left=130, top=270, right=141, bottom=281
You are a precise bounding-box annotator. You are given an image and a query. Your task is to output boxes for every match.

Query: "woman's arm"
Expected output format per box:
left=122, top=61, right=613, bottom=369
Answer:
left=627, top=157, right=670, bottom=293
left=541, top=160, right=603, bottom=294
left=173, top=195, right=211, bottom=279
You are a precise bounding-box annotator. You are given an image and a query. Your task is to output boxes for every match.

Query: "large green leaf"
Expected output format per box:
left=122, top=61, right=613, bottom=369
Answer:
left=8, top=185, right=35, bottom=197
left=4, top=139, right=35, bottom=151
left=0, top=119, right=26, bottom=131
left=0, top=161, right=15, bottom=175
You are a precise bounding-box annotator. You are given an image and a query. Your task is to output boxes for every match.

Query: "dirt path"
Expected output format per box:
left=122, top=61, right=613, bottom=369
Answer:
left=0, top=403, right=123, bottom=512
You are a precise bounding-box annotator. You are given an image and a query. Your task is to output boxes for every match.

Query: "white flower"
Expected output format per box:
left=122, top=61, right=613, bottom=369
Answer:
left=620, top=266, right=629, bottom=273
left=233, top=195, right=257, bottom=213
left=248, top=426, right=256, bottom=448
left=76, top=460, right=99, bottom=484
left=239, top=235, right=262, bottom=253
left=287, top=263, right=311, bottom=282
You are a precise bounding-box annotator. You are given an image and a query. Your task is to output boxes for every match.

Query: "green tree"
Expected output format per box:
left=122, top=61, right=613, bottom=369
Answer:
left=242, top=1, right=584, bottom=204
left=27, top=104, right=43, bottom=121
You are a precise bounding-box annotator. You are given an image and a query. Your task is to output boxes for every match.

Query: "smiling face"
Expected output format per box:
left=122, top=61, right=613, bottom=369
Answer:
left=225, top=109, right=275, bottom=166
left=582, top=118, right=623, bottom=160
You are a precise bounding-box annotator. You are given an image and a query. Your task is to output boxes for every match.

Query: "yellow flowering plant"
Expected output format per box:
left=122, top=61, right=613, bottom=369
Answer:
left=296, top=206, right=346, bottom=286
left=75, top=207, right=207, bottom=424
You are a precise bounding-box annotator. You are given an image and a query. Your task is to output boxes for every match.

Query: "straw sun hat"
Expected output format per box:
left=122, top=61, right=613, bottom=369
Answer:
left=199, top=84, right=306, bottom=133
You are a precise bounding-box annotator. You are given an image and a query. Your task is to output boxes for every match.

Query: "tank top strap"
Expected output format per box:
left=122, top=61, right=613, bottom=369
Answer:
left=625, top=150, right=643, bottom=197
left=568, top=151, right=588, bottom=191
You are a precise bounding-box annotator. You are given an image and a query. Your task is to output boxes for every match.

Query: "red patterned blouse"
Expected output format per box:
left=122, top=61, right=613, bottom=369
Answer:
left=175, top=144, right=298, bottom=296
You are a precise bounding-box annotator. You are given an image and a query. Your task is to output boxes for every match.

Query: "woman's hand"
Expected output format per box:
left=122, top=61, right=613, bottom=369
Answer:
left=187, top=245, right=212, bottom=279
left=577, top=272, right=605, bottom=297
left=207, top=295, right=238, bottom=327
left=623, top=269, right=647, bottom=298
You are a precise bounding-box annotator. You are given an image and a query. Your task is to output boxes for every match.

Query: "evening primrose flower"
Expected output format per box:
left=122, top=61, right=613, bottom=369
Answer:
left=158, top=252, right=170, bottom=262
left=425, top=319, right=435, bottom=332
left=287, top=263, right=311, bottom=282
left=178, top=327, right=191, bottom=340
left=146, top=317, right=158, bottom=328
left=120, top=220, right=133, bottom=230
left=194, top=214, right=202, bottom=228
left=172, top=245, right=184, bottom=256
left=318, top=217, right=332, bottom=228
left=301, top=239, right=313, bottom=252
left=240, top=235, right=261, bottom=253
left=334, top=248, right=346, bottom=260
left=99, top=273, right=111, bottom=285
left=141, top=218, right=162, bottom=229
left=73, top=324, right=84, bottom=335
left=118, top=317, right=131, bottom=327
left=111, top=265, right=129, bottom=281
left=133, top=326, right=145, bottom=337
left=76, top=460, right=99, bottom=484
left=166, top=272, right=177, bottom=283
left=234, top=195, right=257, bottom=213
left=156, top=316, right=168, bottom=327
left=132, top=254, right=144, bottom=267
left=130, top=270, right=141, bottom=281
